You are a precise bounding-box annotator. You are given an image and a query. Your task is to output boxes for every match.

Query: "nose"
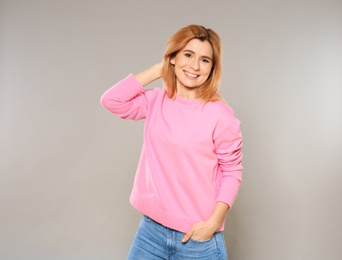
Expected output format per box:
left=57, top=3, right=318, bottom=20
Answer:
left=190, top=58, right=200, bottom=71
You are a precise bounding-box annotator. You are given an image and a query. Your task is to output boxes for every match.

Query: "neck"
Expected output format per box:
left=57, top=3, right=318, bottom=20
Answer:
left=176, top=86, right=197, bottom=100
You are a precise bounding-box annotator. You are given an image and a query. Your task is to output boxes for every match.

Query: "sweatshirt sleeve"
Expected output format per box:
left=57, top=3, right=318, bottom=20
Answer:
left=213, top=110, right=243, bottom=208
left=100, top=74, right=152, bottom=120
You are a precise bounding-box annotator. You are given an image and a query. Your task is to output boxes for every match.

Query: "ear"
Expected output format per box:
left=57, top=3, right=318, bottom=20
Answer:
left=170, top=58, right=175, bottom=65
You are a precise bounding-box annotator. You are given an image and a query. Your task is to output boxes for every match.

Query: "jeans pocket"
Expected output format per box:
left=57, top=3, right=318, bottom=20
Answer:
left=190, top=236, right=214, bottom=243
left=184, top=233, right=227, bottom=259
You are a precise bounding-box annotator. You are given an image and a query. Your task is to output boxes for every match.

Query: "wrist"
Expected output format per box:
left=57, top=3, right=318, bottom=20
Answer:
left=206, top=217, right=223, bottom=232
left=150, top=63, right=162, bottom=80
left=134, top=63, right=161, bottom=87
left=206, top=202, right=229, bottom=231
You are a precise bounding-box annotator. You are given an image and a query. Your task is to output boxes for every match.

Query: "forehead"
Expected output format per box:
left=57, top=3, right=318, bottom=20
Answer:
left=182, top=39, right=213, bottom=58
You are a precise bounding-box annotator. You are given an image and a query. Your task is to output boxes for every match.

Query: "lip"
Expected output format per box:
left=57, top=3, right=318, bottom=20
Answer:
left=184, top=70, right=199, bottom=79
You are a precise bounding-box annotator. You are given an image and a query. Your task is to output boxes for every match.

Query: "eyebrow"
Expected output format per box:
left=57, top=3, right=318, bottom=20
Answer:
left=183, top=49, right=212, bottom=61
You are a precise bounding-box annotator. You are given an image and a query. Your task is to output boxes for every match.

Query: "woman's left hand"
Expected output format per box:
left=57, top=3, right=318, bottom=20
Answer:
left=181, top=220, right=217, bottom=243
left=181, top=202, right=230, bottom=243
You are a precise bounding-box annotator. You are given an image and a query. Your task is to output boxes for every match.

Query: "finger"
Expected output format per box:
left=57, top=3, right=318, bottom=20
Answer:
left=181, top=230, right=194, bottom=243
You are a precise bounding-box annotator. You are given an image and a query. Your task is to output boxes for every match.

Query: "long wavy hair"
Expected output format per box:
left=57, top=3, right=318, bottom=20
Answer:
left=161, top=24, right=222, bottom=102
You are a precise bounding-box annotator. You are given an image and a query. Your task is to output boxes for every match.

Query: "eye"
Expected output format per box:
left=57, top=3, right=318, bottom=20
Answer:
left=202, top=58, right=210, bottom=63
left=184, top=53, right=192, bottom=58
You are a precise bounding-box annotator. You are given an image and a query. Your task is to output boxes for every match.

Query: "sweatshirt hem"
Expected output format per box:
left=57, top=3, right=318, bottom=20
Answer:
left=130, top=192, right=225, bottom=233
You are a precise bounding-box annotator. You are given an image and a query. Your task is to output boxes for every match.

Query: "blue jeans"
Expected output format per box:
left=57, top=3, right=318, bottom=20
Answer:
left=128, top=215, right=228, bottom=260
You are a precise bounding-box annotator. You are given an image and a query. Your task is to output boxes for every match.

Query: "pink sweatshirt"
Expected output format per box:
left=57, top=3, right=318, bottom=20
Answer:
left=101, top=74, right=243, bottom=233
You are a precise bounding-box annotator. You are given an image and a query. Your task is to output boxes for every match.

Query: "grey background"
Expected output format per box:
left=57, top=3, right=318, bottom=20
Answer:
left=1, top=0, right=342, bottom=259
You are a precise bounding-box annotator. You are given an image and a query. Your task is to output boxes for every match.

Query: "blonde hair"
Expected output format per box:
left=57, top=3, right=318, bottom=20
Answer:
left=161, top=24, right=222, bottom=102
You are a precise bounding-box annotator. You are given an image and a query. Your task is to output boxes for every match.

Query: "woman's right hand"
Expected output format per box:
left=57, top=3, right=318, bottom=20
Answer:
left=134, top=62, right=162, bottom=87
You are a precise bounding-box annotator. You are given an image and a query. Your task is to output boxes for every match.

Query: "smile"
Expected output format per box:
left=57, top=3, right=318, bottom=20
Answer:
left=184, top=71, right=199, bottom=78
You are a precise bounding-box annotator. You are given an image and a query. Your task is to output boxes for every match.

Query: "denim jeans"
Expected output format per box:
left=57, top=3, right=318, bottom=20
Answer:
left=128, top=215, right=228, bottom=260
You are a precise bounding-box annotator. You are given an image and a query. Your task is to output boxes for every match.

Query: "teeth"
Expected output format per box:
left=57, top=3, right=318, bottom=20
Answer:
left=184, top=71, right=198, bottom=78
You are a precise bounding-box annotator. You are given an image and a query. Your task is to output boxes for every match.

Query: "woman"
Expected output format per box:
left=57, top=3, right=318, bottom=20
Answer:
left=101, top=24, right=242, bottom=260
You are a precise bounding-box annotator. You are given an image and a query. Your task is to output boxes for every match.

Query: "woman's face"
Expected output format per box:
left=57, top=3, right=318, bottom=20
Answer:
left=171, top=39, right=213, bottom=99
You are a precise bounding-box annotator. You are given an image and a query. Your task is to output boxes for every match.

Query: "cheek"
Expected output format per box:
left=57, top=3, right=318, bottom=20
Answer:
left=175, top=58, right=187, bottom=67
left=203, top=66, right=212, bottom=76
